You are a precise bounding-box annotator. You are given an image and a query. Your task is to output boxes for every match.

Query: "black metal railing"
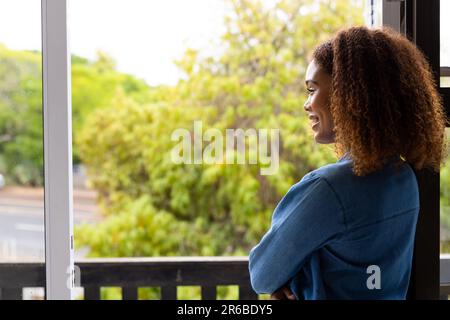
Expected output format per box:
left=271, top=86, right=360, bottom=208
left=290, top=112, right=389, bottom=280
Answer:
left=440, top=254, right=450, bottom=300
left=0, top=256, right=449, bottom=300
left=0, top=257, right=257, bottom=300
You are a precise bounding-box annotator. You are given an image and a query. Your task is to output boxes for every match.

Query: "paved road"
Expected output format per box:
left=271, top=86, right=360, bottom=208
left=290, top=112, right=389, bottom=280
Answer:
left=0, top=187, right=101, bottom=261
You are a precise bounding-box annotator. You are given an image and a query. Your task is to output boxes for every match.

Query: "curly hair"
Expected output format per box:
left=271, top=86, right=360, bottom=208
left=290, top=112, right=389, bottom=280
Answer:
left=312, top=26, right=448, bottom=176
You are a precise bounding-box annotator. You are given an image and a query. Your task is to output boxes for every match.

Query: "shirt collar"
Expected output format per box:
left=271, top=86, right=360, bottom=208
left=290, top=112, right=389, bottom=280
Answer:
left=337, top=151, right=351, bottom=163
left=337, top=152, right=402, bottom=164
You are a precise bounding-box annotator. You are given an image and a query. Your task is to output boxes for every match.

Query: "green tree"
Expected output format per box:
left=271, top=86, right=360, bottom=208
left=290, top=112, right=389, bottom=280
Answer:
left=75, top=0, right=367, bottom=300
left=0, top=44, right=44, bottom=185
left=440, top=129, right=450, bottom=252
left=0, top=46, right=152, bottom=184
left=75, top=0, right=364, bottom=259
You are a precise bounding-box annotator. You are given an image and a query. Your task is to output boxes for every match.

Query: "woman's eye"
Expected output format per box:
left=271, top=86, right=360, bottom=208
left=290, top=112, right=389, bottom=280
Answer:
left=306, top=88, right=315, bottom=95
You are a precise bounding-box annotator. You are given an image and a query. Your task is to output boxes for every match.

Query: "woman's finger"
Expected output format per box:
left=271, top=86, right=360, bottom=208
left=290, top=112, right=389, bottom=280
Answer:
left=270, top=290, right=286, bottom=300
left=282, top=287, right=296, bottom=300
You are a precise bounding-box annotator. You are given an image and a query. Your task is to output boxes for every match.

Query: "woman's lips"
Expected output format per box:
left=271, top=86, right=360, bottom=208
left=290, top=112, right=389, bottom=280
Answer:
left=311, top=122, right=320, bottom=131
left=308, top=115, right=320, bottom=128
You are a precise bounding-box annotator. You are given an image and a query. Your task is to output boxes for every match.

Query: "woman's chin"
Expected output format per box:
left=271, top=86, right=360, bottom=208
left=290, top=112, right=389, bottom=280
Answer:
left=314, top=136, right=326, bottom=144
left=314, top=132, right=334, bottom=144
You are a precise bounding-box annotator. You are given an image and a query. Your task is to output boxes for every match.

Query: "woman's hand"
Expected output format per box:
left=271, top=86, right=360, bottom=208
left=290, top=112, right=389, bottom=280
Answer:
left=270, top=285, right=296, bottom=300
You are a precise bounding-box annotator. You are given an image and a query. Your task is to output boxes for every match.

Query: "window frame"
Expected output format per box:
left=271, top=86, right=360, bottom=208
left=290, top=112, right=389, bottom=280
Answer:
left=42, top=0, right=74, bottom=300
left=382, top=0, right=447, bottom=300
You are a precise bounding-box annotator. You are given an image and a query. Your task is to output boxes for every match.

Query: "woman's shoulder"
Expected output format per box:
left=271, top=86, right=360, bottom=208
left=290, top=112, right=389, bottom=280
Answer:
left=299, top=157, right=418, bottom=207
left=304, top=157, right=416, bottom=186
left=300, top=158, right=419, bottom=228
left=282, top=161, right=353, bottom=211
left=300, top=158, right=355, bottom=185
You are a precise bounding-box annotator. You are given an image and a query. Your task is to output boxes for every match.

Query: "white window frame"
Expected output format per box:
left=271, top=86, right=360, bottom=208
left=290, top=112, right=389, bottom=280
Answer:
left=42, top=0, right=74, bottom=300
left=382, top=0, right=402, bottom=32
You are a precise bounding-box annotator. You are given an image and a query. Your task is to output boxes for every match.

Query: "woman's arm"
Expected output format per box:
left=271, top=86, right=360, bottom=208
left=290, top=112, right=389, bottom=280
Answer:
left=248, top=175, right=345, bottom=295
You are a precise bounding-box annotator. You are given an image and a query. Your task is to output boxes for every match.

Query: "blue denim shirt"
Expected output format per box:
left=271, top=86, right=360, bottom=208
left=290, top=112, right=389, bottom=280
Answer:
left=248, top=153, right=419, bottom=299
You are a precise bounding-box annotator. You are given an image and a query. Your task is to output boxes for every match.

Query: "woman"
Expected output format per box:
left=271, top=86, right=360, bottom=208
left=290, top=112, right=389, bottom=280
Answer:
left=248, top=26, right=447, bottom=300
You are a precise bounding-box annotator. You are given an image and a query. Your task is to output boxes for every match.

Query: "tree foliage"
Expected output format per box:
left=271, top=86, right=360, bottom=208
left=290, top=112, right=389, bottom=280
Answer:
left=0, top=46, right=151, bottom=184
left=75, top=0, right=365, bottom=260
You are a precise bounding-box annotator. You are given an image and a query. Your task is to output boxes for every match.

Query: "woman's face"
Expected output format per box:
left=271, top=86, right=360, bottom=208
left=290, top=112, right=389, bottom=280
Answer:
left=304, top=59, right=335, bottom=144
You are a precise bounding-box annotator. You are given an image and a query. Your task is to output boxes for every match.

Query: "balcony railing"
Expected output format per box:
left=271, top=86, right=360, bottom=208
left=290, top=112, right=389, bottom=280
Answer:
left=0, top=256, right=449, bottom=300
left=0, top=257, right=257, bottom=300
left=440, top=254, right=450, bottom=300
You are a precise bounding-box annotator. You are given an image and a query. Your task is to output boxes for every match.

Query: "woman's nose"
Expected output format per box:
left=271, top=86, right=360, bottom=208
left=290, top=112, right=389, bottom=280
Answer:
left=304, top=100, right=311, bottom=112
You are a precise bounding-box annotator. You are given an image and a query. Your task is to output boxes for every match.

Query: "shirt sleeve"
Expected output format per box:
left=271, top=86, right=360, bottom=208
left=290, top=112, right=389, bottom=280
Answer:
left=248, top=173, right=346, bottom=294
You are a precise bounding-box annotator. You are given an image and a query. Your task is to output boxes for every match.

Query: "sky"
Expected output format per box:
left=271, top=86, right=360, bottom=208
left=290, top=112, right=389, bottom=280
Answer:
left=0, top=0, right=230, bottom=86
left=0, top=0, right=448, bottom=86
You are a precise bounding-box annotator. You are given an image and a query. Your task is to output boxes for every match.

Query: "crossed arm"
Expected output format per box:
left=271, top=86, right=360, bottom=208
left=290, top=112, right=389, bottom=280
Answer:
left=248, top=175, right=345, bottom=299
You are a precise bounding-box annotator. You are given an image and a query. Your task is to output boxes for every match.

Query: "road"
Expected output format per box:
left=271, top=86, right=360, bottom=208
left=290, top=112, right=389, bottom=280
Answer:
left=0, top=186, right=102, bottom=261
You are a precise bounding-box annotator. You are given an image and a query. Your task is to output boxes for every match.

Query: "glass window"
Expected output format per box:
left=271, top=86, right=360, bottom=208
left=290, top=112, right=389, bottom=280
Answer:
left=0, top=0, right=44, bottom=300
left=69, top=0, right=365, bottom=300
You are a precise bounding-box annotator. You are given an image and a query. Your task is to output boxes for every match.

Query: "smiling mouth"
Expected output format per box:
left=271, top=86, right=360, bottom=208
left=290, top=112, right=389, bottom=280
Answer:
left=309, top=115, right=320, bottom=126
